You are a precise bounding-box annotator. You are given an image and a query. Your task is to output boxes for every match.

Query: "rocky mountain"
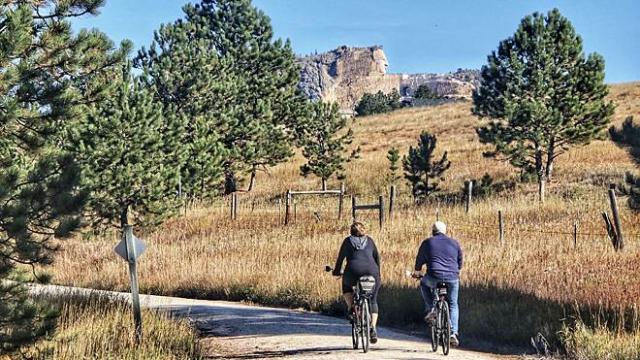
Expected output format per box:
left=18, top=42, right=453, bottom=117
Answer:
left=298, top=45, right=479, bottom=112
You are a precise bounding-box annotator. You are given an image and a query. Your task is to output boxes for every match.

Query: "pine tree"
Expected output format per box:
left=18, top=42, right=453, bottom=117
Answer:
left=386, top=147, right=401, bottom=184
left=69, top=65, right=185, bottom=230
left=414, top=85, right=439, bottom=100
left=610, top=116, right=640, bottom=210
left=0, top=0, right=128, bottom=352
left=473, top=9, right=614, bottom=202
left=402, top=132, right=451, bottom=200
left=300, top=102, right=359, bottom=191
left=136, top=0, right=306, bottom=195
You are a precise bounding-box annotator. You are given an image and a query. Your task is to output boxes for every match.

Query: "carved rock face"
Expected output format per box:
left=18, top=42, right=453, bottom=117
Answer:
left=298, top=46, right=479, bottom=112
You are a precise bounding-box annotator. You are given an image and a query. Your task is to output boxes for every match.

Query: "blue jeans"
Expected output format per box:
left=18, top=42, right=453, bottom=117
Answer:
left=419, top=275, right=460, bottom=335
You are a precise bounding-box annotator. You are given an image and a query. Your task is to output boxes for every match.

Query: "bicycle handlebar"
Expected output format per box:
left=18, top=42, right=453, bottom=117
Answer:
left=325, top=265, right=343, bottom=277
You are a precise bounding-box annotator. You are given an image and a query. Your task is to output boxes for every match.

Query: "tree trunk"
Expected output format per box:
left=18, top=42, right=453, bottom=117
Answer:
left=546, top=141, right=555, bottom=181
left=224, top=171, right=237, bottom=195
left=247, top=166, right=257, bottom=192
left=120, top=205, right=129, bottom=229
left=538, top=174, right=546, bottom=203
left=321, top=178, right=327, bottom=191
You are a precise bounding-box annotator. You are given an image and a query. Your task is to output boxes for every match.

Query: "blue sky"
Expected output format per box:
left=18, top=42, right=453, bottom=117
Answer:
left=73, top=0, right=640, bottom=83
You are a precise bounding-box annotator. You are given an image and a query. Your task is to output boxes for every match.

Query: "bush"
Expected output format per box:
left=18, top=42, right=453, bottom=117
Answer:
left=355, top=89, right=403, bottom=116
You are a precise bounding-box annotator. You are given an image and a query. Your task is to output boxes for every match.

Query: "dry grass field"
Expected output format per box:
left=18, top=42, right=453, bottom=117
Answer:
left=4, top=295, right=200, bottom=360
left=44, top=82, right=640, bottom=355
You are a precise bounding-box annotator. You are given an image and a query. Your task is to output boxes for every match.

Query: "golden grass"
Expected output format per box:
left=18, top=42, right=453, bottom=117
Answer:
left=11, top=295, right=200, bottom=360
left=45, top=83, right=640, bottom=349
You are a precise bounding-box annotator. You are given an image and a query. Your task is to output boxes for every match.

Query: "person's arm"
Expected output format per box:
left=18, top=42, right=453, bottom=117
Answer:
left=414, top=240, right=428, bottom=272
left=457, top=242, right=464, bottom=271
left=371, top=238, right=380, bottom=269
left=333, top=239, right=349, bottom=276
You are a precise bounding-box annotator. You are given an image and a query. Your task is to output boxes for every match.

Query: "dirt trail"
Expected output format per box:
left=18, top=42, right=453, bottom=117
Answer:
left=31, top=284, right=520, bottom=360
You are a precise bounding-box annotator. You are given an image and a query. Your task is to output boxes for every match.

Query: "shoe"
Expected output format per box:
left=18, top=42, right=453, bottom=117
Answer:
left=424, top=310, right=436, bottom=324
left=450, top=333, right=460, bottom=347
left=370, top=327, right=378, bottom=344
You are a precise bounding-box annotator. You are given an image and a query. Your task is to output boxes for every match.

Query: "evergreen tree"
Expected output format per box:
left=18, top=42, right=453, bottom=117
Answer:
left=300, top=102, right=359, bottom=190
left=136, top=0, right=306, bottom=195
left=69, top=65, right=185, bottom=230
left=0, top=0, right=127, bottom=352
left=355, top=90, right=403, bottom=116
left=610, top=116, right=640, bottom=210
left=473, top=9, right=614, bottom=201
left=414, top=85, right=439, bottom=100
left=403, top=132, right=451, bottom=200
left=386, top=147, right=401, bottom=184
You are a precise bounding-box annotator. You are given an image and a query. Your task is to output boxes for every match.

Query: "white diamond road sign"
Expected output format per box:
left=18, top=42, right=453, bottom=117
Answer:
left=114, top=233, right=146, bottom=262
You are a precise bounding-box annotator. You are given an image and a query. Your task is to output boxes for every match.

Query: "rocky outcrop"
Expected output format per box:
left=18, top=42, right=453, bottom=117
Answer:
left=298, top=46, right=479, bottom=112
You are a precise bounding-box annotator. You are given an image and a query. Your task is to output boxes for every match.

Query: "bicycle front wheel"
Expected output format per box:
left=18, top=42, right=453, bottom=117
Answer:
left=441, top=301, right=451, bottom=356
left=361, top=300, right=371, bottom=353
left=351, top=309, right=359, bottom=350
left=430, top=317, right=438, bottom=352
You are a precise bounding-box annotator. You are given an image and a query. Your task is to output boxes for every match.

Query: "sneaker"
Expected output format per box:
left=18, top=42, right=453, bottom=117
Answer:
left=423, top=310, right=437, bottom=324
left=450, top=333, right=460, bottom=347
left=370, top=327, right=378, bottom=344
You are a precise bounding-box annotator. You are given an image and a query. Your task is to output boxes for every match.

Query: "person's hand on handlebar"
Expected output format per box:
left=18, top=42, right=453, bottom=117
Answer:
left=409, top=270, right=423, bottom=279
left=325, top=265, right=342, bottom=277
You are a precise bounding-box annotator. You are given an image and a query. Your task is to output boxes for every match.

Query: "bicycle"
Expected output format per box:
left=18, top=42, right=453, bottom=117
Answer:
left=407, top=271, right=452, bottom=356
left=325, top=265, right=376, bottom=353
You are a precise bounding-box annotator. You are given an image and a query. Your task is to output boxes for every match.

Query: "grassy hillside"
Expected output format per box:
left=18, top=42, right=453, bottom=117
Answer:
left=45, top=83, right=640, bottom=354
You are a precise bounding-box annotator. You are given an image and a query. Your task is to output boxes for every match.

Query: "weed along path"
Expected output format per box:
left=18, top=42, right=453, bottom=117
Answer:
left=31, top=284, right=516, bottom=360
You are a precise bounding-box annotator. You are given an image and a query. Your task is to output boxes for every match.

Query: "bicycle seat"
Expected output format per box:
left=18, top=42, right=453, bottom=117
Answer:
left=357, top=276, right=376, bottom=294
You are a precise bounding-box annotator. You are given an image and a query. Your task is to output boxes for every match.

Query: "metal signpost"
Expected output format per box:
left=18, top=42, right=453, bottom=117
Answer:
left=114, top=225, right=146, bottom=343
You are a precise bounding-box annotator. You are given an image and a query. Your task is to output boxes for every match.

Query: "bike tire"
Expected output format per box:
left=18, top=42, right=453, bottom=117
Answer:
left=351, top=310, right=359, bottom=350
left=430, top=318, right=438, bottom=352
left=441, top=301, right=451, bottom=356
left=361, top=300, right=371, bottom=353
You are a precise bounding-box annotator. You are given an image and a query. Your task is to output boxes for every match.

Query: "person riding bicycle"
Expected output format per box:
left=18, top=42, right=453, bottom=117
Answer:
left=413, top=221, right=463, bottom=347
left=332, top=221, right=381, bottom=344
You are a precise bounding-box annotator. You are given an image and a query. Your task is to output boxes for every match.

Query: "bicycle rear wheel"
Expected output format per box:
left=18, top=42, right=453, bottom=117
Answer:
left=361, top=300, right=371, bottom=353
left=441, top=301, right=451, bottom=356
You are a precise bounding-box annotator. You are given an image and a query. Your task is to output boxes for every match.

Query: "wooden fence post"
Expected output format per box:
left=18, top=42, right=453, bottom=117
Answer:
left=498, top=210, right=504, bottom=245
left=351, top=196, right=356, bottom=221
left=465, top=180, right=473, bottom=214
left=338, top=182, right=345, bottom=220
left=284, top=190, right=291, bottom=225
left=230, top=193, right=238, bottom=220
left=608, top=187, right=624, bottom=250
left=573, top=221, right=578, bottom=249
left=389, top=185, right=396, bottom=220
left=379, top=195, right=385, bottom=230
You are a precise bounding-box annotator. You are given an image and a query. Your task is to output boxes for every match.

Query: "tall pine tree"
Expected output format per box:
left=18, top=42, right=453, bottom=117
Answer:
left=136, top=0, right=307, bottom=195
left=69, top=64, right=185, bottom=230
left=473, top=9, right=614, bottom=201
left=0, top=0, right=128, bottom=352
left=300, top=102, right=359, bottom=190
left=403, top=132, right=451, bottom=200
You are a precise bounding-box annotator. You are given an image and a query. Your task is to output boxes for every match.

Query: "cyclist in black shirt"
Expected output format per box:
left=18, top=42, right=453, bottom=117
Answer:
left=332, top=222, right=381, bottom=343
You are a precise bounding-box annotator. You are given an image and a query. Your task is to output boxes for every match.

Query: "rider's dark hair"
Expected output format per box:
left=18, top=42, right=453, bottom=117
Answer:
left=350, top=222, right=366, bottom=237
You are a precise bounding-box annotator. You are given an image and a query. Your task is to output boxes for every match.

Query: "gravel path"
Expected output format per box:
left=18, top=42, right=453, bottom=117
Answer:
left=31, top=284, right=520, bottom=360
